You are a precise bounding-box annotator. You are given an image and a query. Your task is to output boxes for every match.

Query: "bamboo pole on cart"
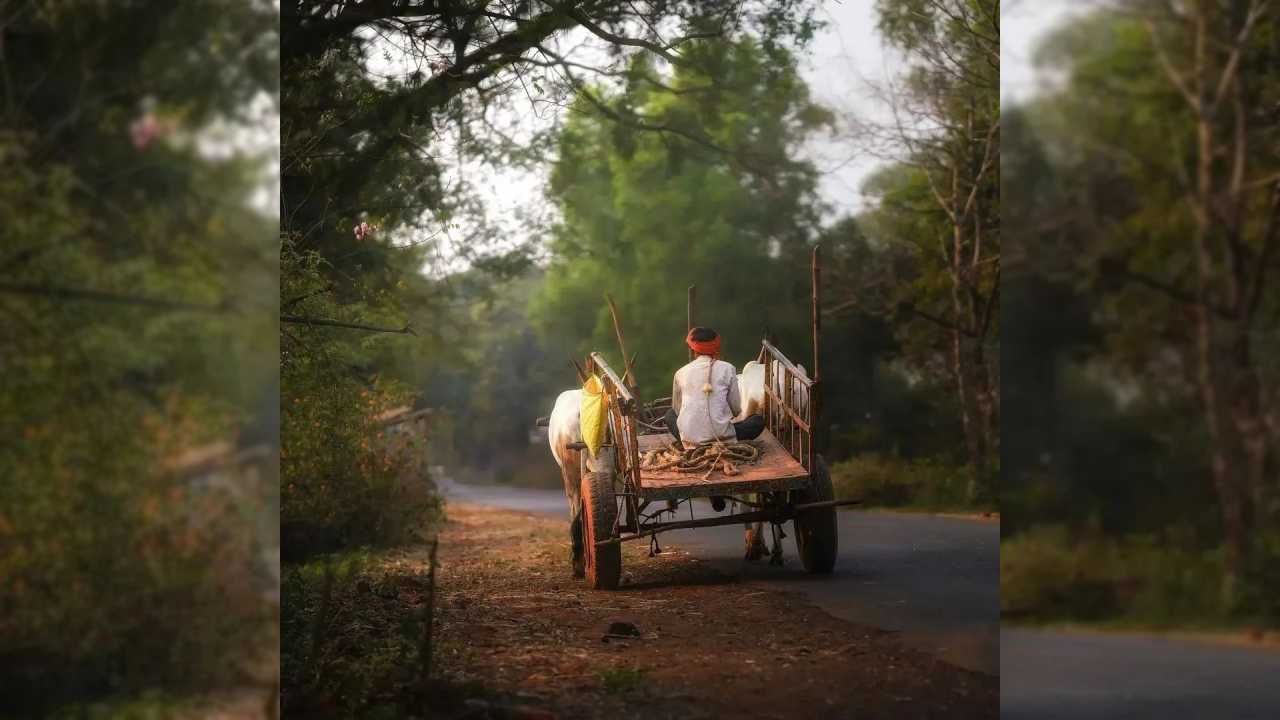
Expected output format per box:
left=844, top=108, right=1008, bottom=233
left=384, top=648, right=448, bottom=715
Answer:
left=687, top=285, right=696, bottom=360
left=810, top=245, right=822, bottom=469
left=570, top=357, right=588, bottom=383
left=604, top=293, right=637, bottom=396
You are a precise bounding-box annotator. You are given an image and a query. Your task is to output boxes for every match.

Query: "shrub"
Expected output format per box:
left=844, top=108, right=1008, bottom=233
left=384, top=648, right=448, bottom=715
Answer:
left=280, top=237, right=443, bottom=561
left=1238, top=528, right=1280, bottom=623
left=827, top=454, right=992, bottom=510
left=1001, top=526, right=1229, bottom=625
left=1000, top=526, right=1127, bottom=620
left=599, top=667, right=648, bottom=695
left=0, top=397, right=274, bottom=714
left=281, top=375, right=442, bottom=560
left=280, top=550, right=433, bottom=717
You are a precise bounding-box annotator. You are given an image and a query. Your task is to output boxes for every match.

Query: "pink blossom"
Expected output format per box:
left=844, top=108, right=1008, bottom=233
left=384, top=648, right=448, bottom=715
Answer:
left=353, top=222, right=377, bottom=241
left=129, top=112, right=173, bottom=150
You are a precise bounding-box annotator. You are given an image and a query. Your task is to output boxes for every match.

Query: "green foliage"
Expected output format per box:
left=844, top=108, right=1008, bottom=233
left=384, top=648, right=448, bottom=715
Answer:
left=829, top=454, right=993, bottom=511
left=1002, top=1, right=1279, bottom=623
left=419, top=270, right=568, bottom=482
left=599, top=666, right=648, bottom=695
left=0, top=1, right=277, bottom=712
left=279, top=1, right=826, bottom=287
left=1239, top=529, right=1280, bottom=623
left=1001, top=527, right=1231, bottom=627
left=280, top=550, right=434, bottom=717
left=533, top=39, right=827, bottom=390
left=48, top=691, right=199, bottom=720
left=280, top=237, right=441, bottom=560
left=870, top=0, right=1000, bottom=489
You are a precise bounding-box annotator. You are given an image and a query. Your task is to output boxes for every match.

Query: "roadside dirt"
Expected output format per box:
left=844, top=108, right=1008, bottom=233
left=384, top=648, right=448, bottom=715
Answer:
left=403, top=502, right=997, bottom=719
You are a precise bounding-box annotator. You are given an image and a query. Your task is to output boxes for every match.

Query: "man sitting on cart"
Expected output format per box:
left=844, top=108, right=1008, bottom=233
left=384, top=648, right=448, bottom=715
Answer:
left=664, top=326, right=765, bottom=445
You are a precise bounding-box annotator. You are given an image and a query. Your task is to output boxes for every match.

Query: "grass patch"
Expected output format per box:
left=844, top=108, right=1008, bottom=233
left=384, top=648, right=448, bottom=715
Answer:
left=281, top=547, right=437, bottom=717
left=47, top=691, right=194, bottom=720
left=1000, top=525, right=1280, bottom=628
left=599, top=666, right=648, bottom=695
left=829, top=454, right=995, bottom=512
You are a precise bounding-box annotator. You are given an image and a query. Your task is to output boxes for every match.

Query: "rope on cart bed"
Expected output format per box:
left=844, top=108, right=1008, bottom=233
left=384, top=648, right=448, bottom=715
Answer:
left=639, top=439, right=762, bottom=481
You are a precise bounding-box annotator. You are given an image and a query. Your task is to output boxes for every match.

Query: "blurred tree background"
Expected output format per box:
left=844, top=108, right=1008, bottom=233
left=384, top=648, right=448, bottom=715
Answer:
left=1001, top=0, right=1280, bottom=627
left=0, top=0, right=279, bottom=716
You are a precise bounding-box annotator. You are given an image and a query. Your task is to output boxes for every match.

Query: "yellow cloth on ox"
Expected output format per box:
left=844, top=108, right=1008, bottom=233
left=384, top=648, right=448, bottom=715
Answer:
left=579, top=375, right=608, bottom=458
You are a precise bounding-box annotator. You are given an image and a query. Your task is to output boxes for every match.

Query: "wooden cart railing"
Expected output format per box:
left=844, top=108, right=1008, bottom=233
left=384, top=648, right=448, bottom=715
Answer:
left=760, top=340, right=817, bottom=474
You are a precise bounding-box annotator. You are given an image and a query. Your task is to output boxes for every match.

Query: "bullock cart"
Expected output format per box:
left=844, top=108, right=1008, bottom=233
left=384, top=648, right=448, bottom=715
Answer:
left=570, top=247, right=859, bottom=589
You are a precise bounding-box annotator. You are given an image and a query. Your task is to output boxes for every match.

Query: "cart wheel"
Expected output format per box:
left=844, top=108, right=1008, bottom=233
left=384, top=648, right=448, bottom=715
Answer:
left=582, top=465, right=622, bottom=590
left=793, top=455, right=837, bottom=574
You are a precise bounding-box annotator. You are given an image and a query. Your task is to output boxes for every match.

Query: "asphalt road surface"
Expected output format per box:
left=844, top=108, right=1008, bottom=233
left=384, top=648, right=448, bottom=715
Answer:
left=439, top=476, right=999, bottom=676
left=1002, top=628, right=1280, bottom=719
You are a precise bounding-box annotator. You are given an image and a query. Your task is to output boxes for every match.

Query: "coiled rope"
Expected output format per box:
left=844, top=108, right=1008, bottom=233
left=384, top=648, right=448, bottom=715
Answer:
left=640, top=439, right=762, bottom=480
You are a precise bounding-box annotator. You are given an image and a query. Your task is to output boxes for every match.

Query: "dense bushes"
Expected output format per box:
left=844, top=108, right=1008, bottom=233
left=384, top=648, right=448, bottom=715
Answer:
left=280, top=550, right=441, bottom=716
left=828, top=454, right=995, bottom=511
left=1001, top=526, right=1280, bottom=627
left=280, top=372, right=441, bottom=560
left=280, top=237, right=443, bottom=562
left=0, top=400, right=274, bottom=714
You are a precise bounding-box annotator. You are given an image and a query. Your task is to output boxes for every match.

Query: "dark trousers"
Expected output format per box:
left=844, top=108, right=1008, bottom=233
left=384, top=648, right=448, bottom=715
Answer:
left=663, top=408, right=765, bottom=443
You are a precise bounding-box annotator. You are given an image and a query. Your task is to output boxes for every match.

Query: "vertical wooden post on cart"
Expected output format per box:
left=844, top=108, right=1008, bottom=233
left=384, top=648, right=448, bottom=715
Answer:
left=810, top=245, right=822, bottom=473
left=687, top=285, right=696, bottom=361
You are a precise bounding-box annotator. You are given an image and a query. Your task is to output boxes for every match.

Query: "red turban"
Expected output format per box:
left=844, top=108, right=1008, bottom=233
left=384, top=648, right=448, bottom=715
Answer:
left=686, top=329, right=721, bottom=358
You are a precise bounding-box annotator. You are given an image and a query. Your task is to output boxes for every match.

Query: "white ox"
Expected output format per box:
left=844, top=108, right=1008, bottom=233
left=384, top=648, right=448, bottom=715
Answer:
left=733, top=358, right=810, bottom=562
left=547, top=389, right=588, bottom=577
left=734, top=359, right=809, bottom=423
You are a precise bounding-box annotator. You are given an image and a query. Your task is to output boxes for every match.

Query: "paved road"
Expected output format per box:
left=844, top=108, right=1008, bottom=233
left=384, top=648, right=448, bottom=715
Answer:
left=1002, top=628, right=1280, bottom=719
left=438, top=477, right=999, bottom=676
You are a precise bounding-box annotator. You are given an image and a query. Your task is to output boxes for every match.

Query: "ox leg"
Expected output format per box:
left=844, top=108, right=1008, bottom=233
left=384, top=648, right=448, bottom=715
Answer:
left=768, top=521, right=785, bottom=566
left=562, top=450, right=585, bottom=578
left=570, top=503, right=585, bottom=578
left=744, top=493, right=767, bottom=561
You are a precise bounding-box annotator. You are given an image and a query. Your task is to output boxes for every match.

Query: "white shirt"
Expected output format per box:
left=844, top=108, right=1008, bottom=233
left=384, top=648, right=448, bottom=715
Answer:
left=672, top=355, right=741, bottom=443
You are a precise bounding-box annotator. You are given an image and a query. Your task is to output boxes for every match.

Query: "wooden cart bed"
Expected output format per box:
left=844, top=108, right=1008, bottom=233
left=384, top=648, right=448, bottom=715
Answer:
left=635, top=429, right=810, bottom=501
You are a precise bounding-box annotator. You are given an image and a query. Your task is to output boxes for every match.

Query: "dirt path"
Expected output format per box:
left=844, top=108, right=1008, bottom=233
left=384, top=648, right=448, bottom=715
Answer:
left=415, top=503, right=996, bottom=719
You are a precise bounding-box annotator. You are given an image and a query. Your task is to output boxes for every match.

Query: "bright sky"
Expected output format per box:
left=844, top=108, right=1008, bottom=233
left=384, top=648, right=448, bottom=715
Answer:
left=1001, top=0, right=1093, bottom=105
left=801, top=0, right=899, bottom=217
left=197, top=91, right=280, bottom=217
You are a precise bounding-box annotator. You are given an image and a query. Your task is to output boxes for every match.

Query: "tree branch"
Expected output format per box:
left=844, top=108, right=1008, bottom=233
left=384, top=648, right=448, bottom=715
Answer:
left=282, top=283, right=336, bottom=310
left=554, top=2, right=684, bottom=65
left=281, top=314, right=415, bottom=335
left=1210, top=0, right=1269, bottom=110
left=1145, top=17, right=1200, bottom=111
left=0, top=283, right=229, bottom=313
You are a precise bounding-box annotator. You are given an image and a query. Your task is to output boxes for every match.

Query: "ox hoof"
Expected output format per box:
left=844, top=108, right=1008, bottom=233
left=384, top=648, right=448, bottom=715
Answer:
left=572, top=557, right=585, bottom=578
left=744, top=529, right=767, bottom=561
